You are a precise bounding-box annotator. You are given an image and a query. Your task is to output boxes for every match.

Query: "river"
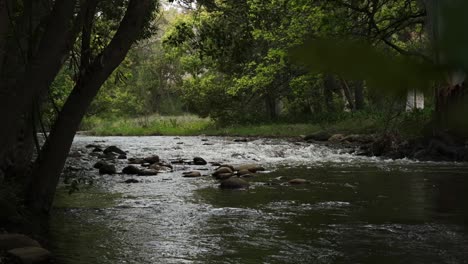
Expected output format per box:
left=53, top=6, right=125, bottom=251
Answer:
left=49, top=136, right=468, bottom=263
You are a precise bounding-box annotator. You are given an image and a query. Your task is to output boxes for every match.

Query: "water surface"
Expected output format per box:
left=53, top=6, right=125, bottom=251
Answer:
left=50, top=136, right=468, bottom=263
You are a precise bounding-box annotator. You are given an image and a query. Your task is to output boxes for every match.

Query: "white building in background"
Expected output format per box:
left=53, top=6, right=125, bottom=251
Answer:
left=406, top=89, right=424, bottom=111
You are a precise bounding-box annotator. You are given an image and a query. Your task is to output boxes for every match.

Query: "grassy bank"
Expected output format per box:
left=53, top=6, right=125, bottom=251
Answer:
left=82, top=110, right=432, bottom=138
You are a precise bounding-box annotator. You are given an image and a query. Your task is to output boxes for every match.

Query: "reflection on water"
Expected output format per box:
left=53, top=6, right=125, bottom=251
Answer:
left=50, top=136, right=468, bottom=264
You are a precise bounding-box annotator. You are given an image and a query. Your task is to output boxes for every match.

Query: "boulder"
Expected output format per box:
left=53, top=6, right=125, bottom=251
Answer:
left=122, top=165, right=141, bottom=175
left=92, top=147, right=103, bottom=152
left=237, top=169, right=251, bottom=176
left=98, top=152, right=116, bottom=160
left=182, top=171, right=202, bottom=178
left=149, top=164, right=172, bottom=172
left=128, top=158, right=144, bottom=164
left=328, top=134, right=345, bottom=143
left=124, top=179, right=139, bottom=184
left=219, top=178, right=250, bottom=189
left=7, top=247, right=51, bottom=264
left=137, top=169, right=158, bottom=176
left=304, top=131, right=331, bottom=142
left=213, top=167, right=233, bottom=176
left=117, top=154, right=127, bottom=159
left=193, top=157, right=207, bottom=165
left=234, top=164, right=265, bottom=173
left=99, top=164, right=116, bottom=175
left=85, top=144, right=101, bottom=149
left=103, top=146, right=126, bottom=155
left=288, top=178, right=309, bottom=185
left=143, top=155, right=160, bottom=164
left=0, top=234, right=41, bottom=251
left=234, top=138, right=248, bottom=142
left=215, top=173, right=233, bottom=180
left=93, top=160, right=107, bottom=169
left=239, top=173, right=254, bottom=178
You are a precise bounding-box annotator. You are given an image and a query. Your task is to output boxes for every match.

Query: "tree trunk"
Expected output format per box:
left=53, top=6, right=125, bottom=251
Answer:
left=324, top=75, right=338, bottom=112
left=340, top=78, right=355, bottom=111
left=0, top=0, right=9, bottom=75
left=28, top=0, right=155, bottom=214
left=0, top=0, right=77, bottom=171
left=354, top=80, right=365, bottom=110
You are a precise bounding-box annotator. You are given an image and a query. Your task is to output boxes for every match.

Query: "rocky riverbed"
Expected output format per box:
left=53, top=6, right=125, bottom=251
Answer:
left=47, top=135, right=468, bottom=264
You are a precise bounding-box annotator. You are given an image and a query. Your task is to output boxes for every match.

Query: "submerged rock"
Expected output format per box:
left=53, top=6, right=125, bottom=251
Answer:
left=128, top=158, right=145, bottom=164
left=122, top=165, right=141, bottom=175
left=215, top=173, right=233, bottom=180
left=7, top=246, right=52, bottom=264
left=213, top=167, right=233, bottom=177
left=124, top=179, right=139, bottom=184
left=93, top=160, right=107, bottom=169
left=92, top=147, right=103, bottom=152
left=193, top=157, right=207, bottom=165
left=137, top=169, right=158, bottom=176
left=143, top=155, right=160, bottom=164
left=99, top=164, right=116, bottom=175
left=0, top=234, right=41, bottom=251
left=103, top=146, right=126, bottom=155
left=234, top=164, right=265, bottom=173
left=182, top=171, right=202, bottom=178
left=219, top=178, right=250, bottom=189
left=288, top=178, right=309, bottom=185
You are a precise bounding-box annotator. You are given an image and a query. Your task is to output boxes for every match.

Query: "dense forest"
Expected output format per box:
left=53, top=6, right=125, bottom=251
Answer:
left=1, top=0, right=468, bottom=263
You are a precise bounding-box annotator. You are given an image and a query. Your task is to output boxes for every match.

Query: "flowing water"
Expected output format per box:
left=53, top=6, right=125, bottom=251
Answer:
left=50, top=136, right=468, bottom=264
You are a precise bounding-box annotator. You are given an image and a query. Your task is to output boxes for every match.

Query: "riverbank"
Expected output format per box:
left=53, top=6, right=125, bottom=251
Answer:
left=81, top=111, right=430, bottom=138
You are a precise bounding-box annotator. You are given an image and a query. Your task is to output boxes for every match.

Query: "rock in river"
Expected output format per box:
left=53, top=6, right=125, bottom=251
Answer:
left=288, top=178, right=309, bottom=185
left=182, top=171, right=202, bottom=178
left=215, top=173, right=233, bottom=180
left=0, top=234, right=41, bottom=251
left=213, top=166, right=233, bottom=176
left=124, top=179, right=139, bottom=184
left=103, top=145, right=126, bottom=155
left=99, top=164, right=116, bottom=175
left=143, top=155, right=160, bottom=164
left=193, top=157, right=207, bottom=165
left=234, top=164, right=265, bottom=173
left=122, top=165, right=141, bottom=175
left=138, top=169, right=158, bottom=176
left=7, top=247, right=52, bottom=264
left=219, top=178, right=250, bottom=189
left=93, top=160, right=107, bottom=169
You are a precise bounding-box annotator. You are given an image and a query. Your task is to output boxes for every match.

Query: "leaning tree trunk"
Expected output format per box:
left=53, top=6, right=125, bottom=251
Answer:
left=28, top=0, right=155, bottom=214
left=0, top=0, right=77, bottom=172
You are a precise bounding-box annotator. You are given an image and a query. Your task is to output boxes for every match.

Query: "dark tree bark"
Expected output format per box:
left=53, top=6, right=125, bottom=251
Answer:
left=340, top=78, right=355, bottom=111
left=324, top=75, right=338, bottom=112
left=0, top=0, right=9, bottom=75
left=28, top=0, right=155, bottom=214
left=354, top=80, right=365, bottom=110
left=0, top=0, right=77, bottom=172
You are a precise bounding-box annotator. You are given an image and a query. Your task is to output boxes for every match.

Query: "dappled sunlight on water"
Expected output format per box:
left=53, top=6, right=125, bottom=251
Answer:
left=50, top=136, right=468, bottom=264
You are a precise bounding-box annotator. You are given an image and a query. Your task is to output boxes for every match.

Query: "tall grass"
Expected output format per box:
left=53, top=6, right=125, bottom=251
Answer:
left=81, top=109, right=433, bottom=138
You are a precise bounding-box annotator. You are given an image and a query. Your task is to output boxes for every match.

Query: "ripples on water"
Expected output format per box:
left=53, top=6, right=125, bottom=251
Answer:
left=50, top=136, right=468, bottom=264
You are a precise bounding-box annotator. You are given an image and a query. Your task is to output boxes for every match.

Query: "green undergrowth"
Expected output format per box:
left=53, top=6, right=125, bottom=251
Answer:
left=81, top=110, right=432, bottom=138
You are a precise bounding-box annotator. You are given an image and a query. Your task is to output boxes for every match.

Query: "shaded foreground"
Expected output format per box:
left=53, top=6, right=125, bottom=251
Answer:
left=50, top=136, right=468, bottom=264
